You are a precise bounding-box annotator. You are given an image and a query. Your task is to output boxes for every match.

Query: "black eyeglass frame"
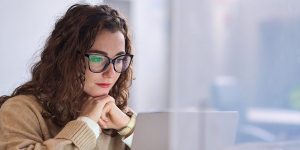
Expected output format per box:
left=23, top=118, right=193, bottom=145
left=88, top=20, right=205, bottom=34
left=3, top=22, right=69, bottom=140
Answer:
left=84, top=53, right=134, bottom=73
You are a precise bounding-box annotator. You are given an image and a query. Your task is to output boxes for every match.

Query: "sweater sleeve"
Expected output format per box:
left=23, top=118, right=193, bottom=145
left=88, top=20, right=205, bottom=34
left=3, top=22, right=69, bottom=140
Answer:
left=0, top=97, right=97, bottom=150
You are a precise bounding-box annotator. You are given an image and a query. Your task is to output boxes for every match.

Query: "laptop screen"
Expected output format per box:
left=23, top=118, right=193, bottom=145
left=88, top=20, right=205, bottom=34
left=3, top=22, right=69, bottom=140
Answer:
left=131, top=111, right=238, bottom=150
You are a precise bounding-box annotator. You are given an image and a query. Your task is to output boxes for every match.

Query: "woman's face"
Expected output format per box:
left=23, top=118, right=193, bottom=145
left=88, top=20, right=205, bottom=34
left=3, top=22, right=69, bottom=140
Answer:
left=83, top=30, right=125, bottom=97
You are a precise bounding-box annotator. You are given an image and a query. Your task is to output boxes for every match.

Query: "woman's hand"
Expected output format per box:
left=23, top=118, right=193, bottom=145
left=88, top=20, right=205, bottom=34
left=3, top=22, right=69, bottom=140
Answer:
left=98, top=98, right=130, bottom=130
left=80, top=95, right=115, bottom=123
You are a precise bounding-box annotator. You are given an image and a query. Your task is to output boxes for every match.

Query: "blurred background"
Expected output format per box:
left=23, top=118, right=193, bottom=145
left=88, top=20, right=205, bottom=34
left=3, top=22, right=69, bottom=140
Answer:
left=1, top=0, right=300, bottom=147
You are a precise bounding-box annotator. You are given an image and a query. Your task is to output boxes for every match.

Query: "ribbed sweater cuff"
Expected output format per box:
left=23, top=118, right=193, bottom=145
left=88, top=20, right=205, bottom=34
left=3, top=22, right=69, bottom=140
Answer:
left=56, top=120, right=96, bottom=150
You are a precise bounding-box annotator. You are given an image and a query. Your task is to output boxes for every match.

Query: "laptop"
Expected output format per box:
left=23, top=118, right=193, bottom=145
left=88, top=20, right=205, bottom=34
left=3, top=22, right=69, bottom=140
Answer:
left=131, top=111, right=238, bottom=150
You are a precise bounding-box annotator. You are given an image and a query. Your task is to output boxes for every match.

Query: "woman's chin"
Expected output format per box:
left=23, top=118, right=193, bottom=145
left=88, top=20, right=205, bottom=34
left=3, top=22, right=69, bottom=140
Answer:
left=91, top=91, right=109, bottom=97
left=84, top=88, right=110, bottom=97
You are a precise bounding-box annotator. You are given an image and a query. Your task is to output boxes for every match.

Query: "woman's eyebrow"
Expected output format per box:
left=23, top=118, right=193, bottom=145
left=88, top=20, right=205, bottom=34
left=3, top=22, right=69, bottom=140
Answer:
left=88, top=50, right=126, bottom=56
left=88, top=50, right=107, bottom=55
left=115, top=51, right=126, bottom=56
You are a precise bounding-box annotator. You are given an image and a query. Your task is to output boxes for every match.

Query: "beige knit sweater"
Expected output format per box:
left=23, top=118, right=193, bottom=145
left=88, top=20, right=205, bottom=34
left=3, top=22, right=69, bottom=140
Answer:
left=0, top=95, right=130, bottom=150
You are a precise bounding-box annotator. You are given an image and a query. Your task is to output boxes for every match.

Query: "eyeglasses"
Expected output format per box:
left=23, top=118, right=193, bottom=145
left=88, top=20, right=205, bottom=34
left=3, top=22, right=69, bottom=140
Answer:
left=84, top=53, right=133, bottom=73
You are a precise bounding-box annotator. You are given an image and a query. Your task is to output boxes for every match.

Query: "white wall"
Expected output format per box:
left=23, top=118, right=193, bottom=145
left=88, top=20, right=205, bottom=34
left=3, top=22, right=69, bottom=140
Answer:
left=0, top=0, right=81, bottom=95
left=130, top=0, right=170, bottom=112
left=170, top=0, right=215, bottom=109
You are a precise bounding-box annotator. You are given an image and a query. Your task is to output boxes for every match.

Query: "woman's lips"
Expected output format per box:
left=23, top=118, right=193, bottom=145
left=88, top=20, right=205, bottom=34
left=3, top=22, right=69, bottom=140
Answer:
left=96, top=83, right=111, bottom=88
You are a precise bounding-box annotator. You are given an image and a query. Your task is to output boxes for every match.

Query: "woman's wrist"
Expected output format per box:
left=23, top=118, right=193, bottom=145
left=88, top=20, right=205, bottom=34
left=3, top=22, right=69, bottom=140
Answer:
left=117, top=114, right=136, bottom=137
left=110, top=104, right=131, bottom=130
left=118, top=115, right=130, bottom=130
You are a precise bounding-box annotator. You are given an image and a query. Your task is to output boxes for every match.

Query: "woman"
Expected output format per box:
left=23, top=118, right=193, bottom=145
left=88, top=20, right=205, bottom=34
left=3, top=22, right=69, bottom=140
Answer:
left=0, top=3, right=135, bottom=150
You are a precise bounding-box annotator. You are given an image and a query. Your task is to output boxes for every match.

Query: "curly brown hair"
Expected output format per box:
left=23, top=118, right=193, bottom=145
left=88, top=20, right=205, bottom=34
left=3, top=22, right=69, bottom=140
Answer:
left=0, top=4, right=134, bottom=130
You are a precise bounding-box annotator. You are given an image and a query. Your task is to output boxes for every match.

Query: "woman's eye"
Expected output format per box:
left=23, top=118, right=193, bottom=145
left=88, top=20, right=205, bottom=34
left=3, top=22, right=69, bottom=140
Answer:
left=115, top=59, right=122, bottom=63
left=117, top=56, right=128, bottom=63
left=90, top=55, right=103, bottom=63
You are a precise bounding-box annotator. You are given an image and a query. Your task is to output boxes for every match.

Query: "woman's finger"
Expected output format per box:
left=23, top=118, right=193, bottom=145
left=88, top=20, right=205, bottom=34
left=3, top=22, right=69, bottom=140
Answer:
left=100, top=112, right=109, bottom=122
left=101, top=101, right=115, bottom=121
